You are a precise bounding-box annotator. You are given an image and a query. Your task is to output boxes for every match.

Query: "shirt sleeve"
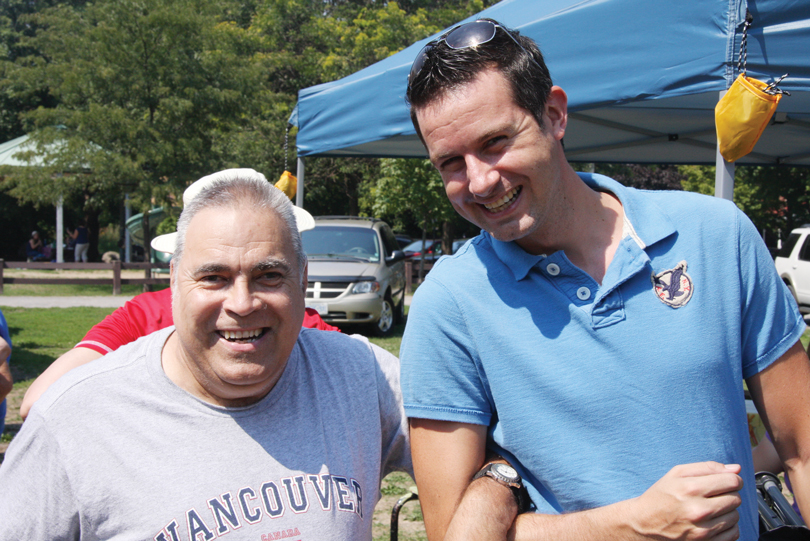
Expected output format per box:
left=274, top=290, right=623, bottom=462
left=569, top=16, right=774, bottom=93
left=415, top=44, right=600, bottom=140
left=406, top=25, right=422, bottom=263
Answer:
left=303, top=308, right=341, bottom=332
left=76, top=289, right=173, bottom=354
left=737, top=209, right=806, bottom=378
left=399, top=277, right=493, bottom=426
left=0, top=410, right=80, bottom=539
left=369, top=342, right=412, bottom=478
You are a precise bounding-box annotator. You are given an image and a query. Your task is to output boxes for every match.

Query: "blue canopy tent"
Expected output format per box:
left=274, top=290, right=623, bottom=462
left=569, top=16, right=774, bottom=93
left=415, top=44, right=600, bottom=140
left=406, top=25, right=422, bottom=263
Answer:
left=291, top=0, right=810, bottom=202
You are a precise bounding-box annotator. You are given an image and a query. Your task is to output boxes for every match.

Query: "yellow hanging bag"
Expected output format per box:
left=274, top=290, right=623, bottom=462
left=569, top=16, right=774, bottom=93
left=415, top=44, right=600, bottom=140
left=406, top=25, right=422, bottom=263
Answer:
left=714, top=11, right=788, bottom=163
left=274, top=170, right=298, bottom=200
left=715, top=74, right=782, bottom=162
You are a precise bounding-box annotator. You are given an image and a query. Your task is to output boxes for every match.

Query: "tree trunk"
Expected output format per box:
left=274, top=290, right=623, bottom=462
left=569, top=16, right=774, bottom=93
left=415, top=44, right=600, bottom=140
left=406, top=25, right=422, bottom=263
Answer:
left=87, top=209, right=101, bottom=262
left=418, top=229, right=427, bottom=283
left=442, top=220, right=454, bottom=256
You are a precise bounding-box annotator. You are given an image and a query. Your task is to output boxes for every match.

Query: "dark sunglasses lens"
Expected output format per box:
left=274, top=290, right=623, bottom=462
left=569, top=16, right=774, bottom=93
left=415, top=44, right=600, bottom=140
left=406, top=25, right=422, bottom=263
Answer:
left=409, top=46, right=430, bottom=82
left=445, top=20, right=497, bottom=50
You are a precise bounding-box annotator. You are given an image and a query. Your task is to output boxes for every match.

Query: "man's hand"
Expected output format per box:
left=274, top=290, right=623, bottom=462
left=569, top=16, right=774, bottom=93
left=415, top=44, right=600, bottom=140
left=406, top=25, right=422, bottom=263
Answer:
left=628, top=462, right=742, bottom=540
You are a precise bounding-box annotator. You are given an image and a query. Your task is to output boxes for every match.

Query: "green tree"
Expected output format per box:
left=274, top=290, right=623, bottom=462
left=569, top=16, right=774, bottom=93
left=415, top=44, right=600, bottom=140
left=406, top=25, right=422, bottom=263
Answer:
left=372, top=158, right=457, bottom=279
left=680, top=165, right=810, bottom=250
left=248, top=0, right=492, bottom=218
left=3, top=0, right=261, bottom=259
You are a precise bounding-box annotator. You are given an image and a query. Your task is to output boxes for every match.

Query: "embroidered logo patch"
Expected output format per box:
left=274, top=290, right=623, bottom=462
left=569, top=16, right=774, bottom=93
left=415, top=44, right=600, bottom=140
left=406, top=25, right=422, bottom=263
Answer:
left=651, top=261, right=693, bottom=308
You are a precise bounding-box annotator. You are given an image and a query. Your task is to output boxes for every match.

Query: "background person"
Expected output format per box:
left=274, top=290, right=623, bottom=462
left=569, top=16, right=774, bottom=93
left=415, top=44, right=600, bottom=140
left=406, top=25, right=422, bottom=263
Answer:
left=26, top=230, right=46, bottom=261
left=0, top=169, right=410, bottom=539
left=70, top=219, right=90, bottom=262
left=401, top=18, right=810, bottom=541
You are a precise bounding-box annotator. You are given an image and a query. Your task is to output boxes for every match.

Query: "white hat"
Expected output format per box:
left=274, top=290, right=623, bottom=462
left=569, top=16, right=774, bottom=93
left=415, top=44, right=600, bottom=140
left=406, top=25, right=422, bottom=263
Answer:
left=150, top=168, right=315, bottom=255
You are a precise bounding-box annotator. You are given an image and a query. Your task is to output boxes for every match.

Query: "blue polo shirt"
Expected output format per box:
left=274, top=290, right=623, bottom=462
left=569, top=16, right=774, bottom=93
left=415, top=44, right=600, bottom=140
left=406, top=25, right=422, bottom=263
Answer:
left=400, top=174, right=804, bottom=540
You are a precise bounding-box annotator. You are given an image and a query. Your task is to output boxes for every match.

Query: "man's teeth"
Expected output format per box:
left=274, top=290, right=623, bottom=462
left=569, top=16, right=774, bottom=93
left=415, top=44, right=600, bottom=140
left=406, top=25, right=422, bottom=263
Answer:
left=221, top=329, right=263, bottom=341
left=484, top=187, right=520, bottom=212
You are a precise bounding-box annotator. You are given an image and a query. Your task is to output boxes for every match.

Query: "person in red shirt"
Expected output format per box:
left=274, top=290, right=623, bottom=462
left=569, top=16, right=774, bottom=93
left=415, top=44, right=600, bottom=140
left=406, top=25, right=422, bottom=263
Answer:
left=21, top=169, right=337, bottom=419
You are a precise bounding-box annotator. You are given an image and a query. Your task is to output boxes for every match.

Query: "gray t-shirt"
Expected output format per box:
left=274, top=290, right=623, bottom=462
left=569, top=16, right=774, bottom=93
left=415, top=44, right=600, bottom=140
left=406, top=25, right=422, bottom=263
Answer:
left=0, top=327, right=411, bottom=540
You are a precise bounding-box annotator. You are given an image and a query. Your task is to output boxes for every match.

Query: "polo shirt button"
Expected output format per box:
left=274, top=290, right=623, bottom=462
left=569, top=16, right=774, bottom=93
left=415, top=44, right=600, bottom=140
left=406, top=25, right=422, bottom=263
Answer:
left=577, top=287, right=591, bottom=300
left=546, top=263, right=560, bottom=276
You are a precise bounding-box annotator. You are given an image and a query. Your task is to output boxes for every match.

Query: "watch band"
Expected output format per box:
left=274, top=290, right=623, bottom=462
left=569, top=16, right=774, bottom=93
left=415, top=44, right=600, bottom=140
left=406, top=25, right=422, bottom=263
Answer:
left=473, top=462, right=530, bottom=513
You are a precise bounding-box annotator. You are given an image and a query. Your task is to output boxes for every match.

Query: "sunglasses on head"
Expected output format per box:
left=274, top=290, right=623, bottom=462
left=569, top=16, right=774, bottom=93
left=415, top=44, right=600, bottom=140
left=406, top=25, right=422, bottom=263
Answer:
left=408, top=20, right=542, bottom=84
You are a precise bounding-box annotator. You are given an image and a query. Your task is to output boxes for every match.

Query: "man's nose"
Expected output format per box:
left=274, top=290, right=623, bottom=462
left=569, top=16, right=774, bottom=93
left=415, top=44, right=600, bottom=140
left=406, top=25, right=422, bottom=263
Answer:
left=224, top=278, right=263, bottom=316
left=466, top=155, right=498, bottom=197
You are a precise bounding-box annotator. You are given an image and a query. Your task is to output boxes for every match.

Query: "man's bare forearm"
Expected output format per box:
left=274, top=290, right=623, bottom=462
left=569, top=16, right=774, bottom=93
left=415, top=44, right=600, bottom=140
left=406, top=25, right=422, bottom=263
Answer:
left=444, top=474, right=520, bottom=541
left=446, top=462, right=742, bottom=541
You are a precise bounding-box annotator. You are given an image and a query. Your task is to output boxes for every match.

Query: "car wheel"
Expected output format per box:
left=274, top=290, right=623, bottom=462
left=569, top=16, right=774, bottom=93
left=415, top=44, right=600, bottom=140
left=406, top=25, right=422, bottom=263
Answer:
left=787, top=283, right=799, bottom=305
left=374, top=294, right=395, bottom=337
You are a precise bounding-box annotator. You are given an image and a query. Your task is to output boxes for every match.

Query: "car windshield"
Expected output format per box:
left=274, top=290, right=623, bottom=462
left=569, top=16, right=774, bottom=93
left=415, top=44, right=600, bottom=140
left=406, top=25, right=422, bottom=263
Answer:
left=302, top=226, right=380, bottom=262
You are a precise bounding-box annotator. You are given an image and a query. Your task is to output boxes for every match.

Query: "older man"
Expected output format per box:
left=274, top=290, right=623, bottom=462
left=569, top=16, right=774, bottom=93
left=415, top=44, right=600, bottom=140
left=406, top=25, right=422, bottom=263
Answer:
left=0, top=170, right=410, bottom=540
left=400, top=18, right=810, bottom=541
left=19, top=169, right=338, bottom=420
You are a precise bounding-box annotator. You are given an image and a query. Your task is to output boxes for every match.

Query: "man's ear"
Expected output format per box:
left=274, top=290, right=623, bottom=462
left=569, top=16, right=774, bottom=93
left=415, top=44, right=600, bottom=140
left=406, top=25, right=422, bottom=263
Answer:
left=544, top=86, right=568, bottom=141
left=301, top=262, right=308, bottom=295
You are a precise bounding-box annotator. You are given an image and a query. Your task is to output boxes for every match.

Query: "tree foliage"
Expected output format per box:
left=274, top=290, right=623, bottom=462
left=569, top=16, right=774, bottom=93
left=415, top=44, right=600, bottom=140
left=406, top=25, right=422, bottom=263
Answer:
left=681, top=165, right=810, bottom=248
left=0, top=0, right=499, bottom=260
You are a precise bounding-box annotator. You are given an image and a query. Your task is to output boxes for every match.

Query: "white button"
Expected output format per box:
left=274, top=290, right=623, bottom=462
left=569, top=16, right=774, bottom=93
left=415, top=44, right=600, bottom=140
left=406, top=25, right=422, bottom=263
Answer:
left=546, top=263, right=560, bottom=276
left=577, top=287, right=591, bottom=300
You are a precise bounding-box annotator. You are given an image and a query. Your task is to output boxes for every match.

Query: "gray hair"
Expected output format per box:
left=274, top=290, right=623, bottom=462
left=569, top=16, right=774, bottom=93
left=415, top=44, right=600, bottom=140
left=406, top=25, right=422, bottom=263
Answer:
left=173, top=172, right=307, bottom=282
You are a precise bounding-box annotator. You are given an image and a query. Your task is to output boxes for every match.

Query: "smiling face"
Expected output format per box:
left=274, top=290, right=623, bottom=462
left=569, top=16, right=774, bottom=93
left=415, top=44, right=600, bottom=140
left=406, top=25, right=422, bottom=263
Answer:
left=415, top=68, right=568, bottom=253
left=165, top=203, right=306, bottom=407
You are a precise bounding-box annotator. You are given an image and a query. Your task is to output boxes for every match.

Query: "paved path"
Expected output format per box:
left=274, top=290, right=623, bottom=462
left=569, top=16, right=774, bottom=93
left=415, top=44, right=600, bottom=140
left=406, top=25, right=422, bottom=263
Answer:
left=0, top=296, right=135, bottom=308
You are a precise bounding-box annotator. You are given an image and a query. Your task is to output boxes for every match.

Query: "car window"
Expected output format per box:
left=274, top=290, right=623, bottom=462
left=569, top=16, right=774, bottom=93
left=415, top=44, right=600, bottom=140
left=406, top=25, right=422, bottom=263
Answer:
left=778, top=233, right=802, bottom=258
left=452, top=239, right=469, bottom=254
left=799, top=236, right=810, bottom=262
left=379, top=225, right=399, bottom=257
left=302, top=226, right=380, bottom=262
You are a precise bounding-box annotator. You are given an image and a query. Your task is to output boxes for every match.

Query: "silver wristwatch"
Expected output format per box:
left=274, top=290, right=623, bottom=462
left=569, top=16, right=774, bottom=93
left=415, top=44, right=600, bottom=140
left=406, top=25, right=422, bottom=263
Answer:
left=472, top=463, right=530, bottom=513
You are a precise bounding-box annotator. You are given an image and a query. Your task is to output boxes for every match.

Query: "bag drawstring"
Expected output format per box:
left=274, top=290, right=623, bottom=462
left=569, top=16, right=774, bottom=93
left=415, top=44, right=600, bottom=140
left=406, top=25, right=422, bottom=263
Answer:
left=738, top=10, right=790, bottom=96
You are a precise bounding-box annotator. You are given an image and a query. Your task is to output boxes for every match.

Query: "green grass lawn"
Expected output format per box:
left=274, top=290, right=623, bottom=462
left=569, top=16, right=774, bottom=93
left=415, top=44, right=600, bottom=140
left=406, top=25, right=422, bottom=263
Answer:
left=1, top=283, right=160, bottom=296
left=4, top=306, right=116, bottom=384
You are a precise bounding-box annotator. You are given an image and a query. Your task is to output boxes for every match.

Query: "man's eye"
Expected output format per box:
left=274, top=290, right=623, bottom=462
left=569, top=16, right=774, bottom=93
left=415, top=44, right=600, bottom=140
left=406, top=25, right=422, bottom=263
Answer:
left=485, top=136, right=507, bottom=150
left=439, top=156, right=463, bottom=173
left=200, top=275, right=225, bottom=283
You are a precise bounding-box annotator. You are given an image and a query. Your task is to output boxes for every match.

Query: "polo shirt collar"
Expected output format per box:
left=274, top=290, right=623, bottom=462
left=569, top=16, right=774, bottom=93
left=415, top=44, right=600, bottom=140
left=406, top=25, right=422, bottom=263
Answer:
left=488, top=173, right=678, bottom=281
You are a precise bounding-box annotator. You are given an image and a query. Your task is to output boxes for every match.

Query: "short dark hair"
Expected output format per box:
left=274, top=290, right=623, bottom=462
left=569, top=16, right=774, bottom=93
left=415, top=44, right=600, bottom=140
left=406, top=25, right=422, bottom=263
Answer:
left=406, top=19, right=553, bottom=139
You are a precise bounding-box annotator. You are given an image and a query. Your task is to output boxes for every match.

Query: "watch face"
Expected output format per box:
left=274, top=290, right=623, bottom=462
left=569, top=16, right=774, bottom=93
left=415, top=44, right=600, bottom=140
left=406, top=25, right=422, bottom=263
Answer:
left=494, top=464, right=518, bottom=479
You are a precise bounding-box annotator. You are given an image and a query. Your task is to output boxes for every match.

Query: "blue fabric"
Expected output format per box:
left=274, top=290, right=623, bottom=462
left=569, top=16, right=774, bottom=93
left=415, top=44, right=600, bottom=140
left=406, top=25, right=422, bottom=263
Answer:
left=293, top=0, right=810, bottom=159
left=400, top=174, right=805, bottom=540
left=0, top=309, right=11, bottom=435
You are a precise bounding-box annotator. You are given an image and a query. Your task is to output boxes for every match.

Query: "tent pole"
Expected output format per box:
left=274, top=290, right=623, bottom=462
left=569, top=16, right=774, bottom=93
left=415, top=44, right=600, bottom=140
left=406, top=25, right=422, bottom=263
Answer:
left=715, top=152, right=735, bottom=200
left=714, top=90, right=735, bottom=200
left=296, top=158, right=305, bottom=208
left=56, top=197, right=64, bottom=263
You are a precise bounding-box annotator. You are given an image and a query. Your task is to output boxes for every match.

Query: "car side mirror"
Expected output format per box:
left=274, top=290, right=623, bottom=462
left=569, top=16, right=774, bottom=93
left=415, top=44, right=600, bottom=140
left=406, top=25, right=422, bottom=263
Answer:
left=386, top=250, right=407, bottom=264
